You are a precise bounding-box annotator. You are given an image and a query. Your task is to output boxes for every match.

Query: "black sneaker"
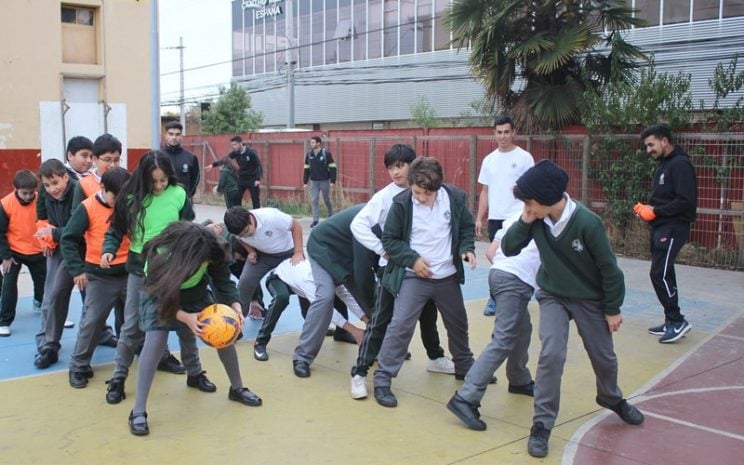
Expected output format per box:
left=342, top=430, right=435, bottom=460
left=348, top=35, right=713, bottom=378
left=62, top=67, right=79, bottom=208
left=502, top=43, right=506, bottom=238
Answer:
left=69, top=371, right=89, bottom=389
left=508, top=381, right=535, bottom=397
left=648, top=321, right=667, bottom=336
left=599, top=398, right=645, bottom=425
left=527, top=422, right=551, bottom=458
left=310, top=220, right=319, bottom=228
left=105, top=378, right=126, bottom=404
left=446, top=393, right=486, bottom=431
left=33, top=349, right=58, bottom=369
left=659, top=320, right=691, bottom=344
left=253, top=343, right=269, bottom=361
left=157, top=353, right=186, bottom=374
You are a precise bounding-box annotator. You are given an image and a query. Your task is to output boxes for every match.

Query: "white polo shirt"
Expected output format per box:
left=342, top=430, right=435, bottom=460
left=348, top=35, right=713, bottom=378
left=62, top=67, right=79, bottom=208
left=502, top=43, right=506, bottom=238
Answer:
left=238, top=207, right=294, bottom=254
left=491, top=214, right=540, bottom=290
left=478, top=146, right=534, bottom=220
left=274, top=259, right=364, bottom=327
left=544, top=193, right=575, bottom=238
left=351, top=182, right=405, bottom=267
left=408, top=188, right=456, bottom=279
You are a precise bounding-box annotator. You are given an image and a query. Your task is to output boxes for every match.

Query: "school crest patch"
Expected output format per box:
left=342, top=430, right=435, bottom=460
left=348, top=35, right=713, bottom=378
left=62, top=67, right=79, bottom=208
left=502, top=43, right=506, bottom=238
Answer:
left=571, top=239, right=584, bottom=252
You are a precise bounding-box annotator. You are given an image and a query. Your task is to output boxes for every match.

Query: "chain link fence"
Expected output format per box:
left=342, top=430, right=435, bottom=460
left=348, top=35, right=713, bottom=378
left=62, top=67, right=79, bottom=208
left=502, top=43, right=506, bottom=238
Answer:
left=186, top=132, right=744, bottom=270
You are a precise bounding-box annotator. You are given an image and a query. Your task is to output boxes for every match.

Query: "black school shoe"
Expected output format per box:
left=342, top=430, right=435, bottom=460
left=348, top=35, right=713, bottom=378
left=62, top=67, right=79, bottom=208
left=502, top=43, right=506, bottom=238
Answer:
left=597, top=398, right=645, bottom=425
left=446, top=393, right=487, bottom=431
left=105, top=378, right=126, bottom=404
left=69, top=371, right=89, bottom=389
left=128, top=411, right=149, bottom=436
left=186, top=371, right=217, bottom=393
left=508, top=380, right=535, bottom=397
left=157, top=353, right=186, bottom=374
left=34, top=349, right=58, bottom=369
left=228, top=387, right=262, bottom=406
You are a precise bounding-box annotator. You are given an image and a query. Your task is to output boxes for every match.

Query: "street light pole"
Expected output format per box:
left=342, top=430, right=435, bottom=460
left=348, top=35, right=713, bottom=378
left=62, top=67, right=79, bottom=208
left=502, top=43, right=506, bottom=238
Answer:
left=164, top=37, right=186, bottom=134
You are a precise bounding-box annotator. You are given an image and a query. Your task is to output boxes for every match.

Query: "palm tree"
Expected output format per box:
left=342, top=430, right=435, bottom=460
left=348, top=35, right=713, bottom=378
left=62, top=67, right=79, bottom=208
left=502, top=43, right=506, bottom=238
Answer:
left=447, top=0, right=647, bottom=131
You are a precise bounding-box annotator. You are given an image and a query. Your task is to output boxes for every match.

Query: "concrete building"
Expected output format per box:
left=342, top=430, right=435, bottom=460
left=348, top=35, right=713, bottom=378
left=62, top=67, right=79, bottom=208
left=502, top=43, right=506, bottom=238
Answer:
left=231, top=0, right=744, bottom=130
left=0, top=0, right=154, bottom=192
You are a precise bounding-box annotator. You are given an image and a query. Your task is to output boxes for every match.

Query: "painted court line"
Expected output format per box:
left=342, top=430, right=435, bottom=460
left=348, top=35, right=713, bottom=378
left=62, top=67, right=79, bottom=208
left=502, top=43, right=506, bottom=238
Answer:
left=643, top=411, right=744, bottom=442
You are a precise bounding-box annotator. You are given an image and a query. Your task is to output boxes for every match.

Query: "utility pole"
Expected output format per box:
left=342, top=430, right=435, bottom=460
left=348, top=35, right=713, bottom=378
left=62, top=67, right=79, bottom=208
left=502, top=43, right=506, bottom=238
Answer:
left=164, top=37, right=186, bottom=134
left=286, top=1, right=295, bottom=128
left=150, top=0, right=160, bottom=149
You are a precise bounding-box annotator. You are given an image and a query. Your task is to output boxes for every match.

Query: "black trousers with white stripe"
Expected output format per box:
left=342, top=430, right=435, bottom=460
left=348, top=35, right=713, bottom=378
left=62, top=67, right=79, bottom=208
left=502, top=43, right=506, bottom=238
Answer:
left=649, top=222, right=690, bottom=323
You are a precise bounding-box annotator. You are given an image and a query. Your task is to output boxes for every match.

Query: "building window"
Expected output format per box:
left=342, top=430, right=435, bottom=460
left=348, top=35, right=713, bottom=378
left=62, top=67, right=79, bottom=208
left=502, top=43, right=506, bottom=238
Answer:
left=368, top=0, right=382, bottom=59
left=417, top=0, right=433, bottom=53
left=723, top=0, right=744, bottom=18
left=383, top=0, right=398, bottom=57
left=693, top=0, right=721, bottom=20
left=400, top=0, right=415, bottom=55
left=663, top=0, right=691, bottom=24
left=434, top=0, right=450, bottom=50
left=635, top=0, right=661, bottom=26
left=61, top=5, right=97, bottom=64
left=353, top=0, right=367, bottom=60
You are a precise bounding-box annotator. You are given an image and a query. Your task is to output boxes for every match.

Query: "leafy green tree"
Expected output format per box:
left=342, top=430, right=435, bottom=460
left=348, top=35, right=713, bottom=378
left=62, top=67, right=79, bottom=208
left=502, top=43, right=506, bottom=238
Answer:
left=579, top=62, right=693, bottom=238
left=447, top=0, right=646, bottom=131
left=202, top=82, right=263, bottom=135
left=409, top=96, right=441, bottom=128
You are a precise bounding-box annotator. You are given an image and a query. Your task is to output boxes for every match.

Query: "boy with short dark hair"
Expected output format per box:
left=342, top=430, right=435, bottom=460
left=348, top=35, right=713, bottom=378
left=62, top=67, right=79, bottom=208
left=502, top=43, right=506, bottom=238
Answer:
left=0, top=170, right=46, bottom=336
left=349, top=145, right=452, bottom=400
left=62, top=167, right=131, bottom=388
left=373, top=157, right=477, bottom=408
left=37, top=136, right=94, bottom=221
left=501, top=160, right=644, bottom=458
left=33, top=159, right=80, bottom=368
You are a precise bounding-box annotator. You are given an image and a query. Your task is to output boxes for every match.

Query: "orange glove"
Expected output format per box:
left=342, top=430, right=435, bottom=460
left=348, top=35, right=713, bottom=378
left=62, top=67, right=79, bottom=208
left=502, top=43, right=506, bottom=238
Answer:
left=633, top=203, right=656, bottom=222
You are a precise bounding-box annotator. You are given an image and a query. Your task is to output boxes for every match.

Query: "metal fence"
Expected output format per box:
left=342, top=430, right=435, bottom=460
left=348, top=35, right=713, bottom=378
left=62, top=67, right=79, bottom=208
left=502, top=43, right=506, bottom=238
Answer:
left=186, top=132, right=744, bottom=270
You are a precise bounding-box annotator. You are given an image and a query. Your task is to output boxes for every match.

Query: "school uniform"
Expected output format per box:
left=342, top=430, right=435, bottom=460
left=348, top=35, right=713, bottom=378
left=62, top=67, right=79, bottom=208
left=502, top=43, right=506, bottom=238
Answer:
left=373, top=185, right=476, bottom=389
left=104, top=184, right=200, bottom=381
left=458, top=213, right=539, bottom=404
left=0, top=191, right=46, bottom=328
left=235, top=208, right=297, bottom=312
left=349, top=182, right=444, bottom=378
left=293, top=205, right=377, bottom=366
left=61, top=193, right=130, bottom=373
left=501, top=195, right=626, bottom=430
left=35, top=178, right=79, bottom=355
left=256, top=259, right=363, bottom=346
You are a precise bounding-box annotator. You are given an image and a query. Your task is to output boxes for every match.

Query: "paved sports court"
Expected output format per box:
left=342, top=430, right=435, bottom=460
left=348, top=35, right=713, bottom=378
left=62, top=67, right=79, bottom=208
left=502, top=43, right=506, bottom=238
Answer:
left=0, top=204, right=741, bottom=465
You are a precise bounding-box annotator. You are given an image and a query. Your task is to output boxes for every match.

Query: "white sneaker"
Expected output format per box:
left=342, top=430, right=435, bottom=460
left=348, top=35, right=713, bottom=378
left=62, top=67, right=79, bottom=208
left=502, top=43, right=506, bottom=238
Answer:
left=0, top=326, right=10, bottom=337
left=427, top=356, right=455, bottom=374
left=351, top=375, right=368, bottom=399
left=64, top=320, right=75, bottom=329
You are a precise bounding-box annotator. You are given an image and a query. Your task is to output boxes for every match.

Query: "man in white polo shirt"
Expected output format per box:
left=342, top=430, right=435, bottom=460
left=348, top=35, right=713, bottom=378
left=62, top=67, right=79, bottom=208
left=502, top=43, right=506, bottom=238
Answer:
left=223, top=206, right=304, bottom=316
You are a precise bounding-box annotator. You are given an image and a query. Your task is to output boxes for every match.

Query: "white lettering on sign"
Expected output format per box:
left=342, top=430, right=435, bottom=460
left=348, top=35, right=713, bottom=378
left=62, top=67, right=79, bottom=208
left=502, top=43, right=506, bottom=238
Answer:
left=242, top=0, right=284, bottom=20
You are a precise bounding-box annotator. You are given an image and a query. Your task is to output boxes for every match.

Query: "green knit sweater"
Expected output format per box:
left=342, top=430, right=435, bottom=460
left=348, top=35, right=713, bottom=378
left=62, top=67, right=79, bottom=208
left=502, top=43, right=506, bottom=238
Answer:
left=501, top=202, right=624, bottom=315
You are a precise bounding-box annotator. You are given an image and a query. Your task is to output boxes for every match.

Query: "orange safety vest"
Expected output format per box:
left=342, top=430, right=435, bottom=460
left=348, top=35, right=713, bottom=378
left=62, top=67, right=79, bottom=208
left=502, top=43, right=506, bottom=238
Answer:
left=79, top=175, right=100, bottom=199
left=81, top=196, right=130, bottom=266
left=1, top=192, right=43, bottom=255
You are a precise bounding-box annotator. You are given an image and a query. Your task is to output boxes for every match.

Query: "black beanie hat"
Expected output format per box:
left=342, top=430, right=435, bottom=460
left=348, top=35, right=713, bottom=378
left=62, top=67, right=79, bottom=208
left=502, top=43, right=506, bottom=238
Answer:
left=516, top=160, right=569, bottom=206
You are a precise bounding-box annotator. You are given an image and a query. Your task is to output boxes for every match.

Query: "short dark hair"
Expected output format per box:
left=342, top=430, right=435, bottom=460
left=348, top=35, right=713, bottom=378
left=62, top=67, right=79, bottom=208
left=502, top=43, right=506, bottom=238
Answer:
left=165, top=121, right=183, bottom=132
left=230, top=135, right=243, bottom=144
left=101, top=167, right=131, bottom=196
left=494, top=115, right=514, bottom=129
left=310, top=136, right=322, bottom=144
left=39, top=158, right=68, bottom=179
left=92, top=134, right=122, bottom=157
left=408, top=157, right=443, bottom=192
left=641, top=124, right=673, bottom=144
left=383, top=144, right=416, bottom=168
left=224, top=206, right=254, bottom=235
left=13, top=169, right=38, bottom=190
left=66, top=136, right=93, bottom=158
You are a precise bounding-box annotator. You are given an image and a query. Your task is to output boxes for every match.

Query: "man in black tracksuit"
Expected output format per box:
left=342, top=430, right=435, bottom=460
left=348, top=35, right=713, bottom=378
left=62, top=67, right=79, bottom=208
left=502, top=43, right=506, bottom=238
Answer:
left=637, top=124, right=697, bottom=344
left=162, top=121, right=200, bottom=198
left=229, top=135, right=262, bottom=208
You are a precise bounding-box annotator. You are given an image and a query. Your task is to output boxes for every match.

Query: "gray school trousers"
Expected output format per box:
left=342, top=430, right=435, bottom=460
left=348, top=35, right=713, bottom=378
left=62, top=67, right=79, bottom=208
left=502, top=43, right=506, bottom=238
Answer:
left=110, top=273, right=202, bottom=380
left=69, top=273, right=127, bottom=371
left=293, top=258, right=338, bottom=365
left=36, top=251, right=74, bottom=353
left=458, top=269, right=534, bottom=404
left=532, top=289, right=624, bottom=430
left=374, top=273, right=474, bottom=387
left=310, top=179, right=333, bottom=222
left=237, top=249, right=294, bottom=312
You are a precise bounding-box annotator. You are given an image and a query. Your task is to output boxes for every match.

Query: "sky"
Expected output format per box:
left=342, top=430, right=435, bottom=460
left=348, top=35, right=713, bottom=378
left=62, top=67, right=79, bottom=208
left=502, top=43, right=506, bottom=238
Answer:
left=158, top=0, right=233, bottom=113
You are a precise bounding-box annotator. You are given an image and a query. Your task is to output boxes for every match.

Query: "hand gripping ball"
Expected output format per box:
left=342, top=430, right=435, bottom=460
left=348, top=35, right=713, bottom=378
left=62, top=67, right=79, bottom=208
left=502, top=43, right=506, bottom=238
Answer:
left=197, top=304, right=241, bottom=349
